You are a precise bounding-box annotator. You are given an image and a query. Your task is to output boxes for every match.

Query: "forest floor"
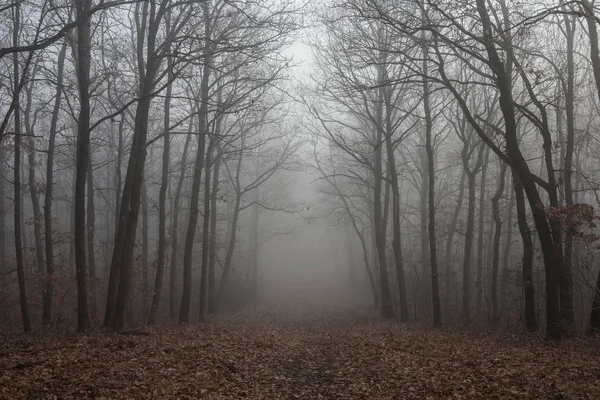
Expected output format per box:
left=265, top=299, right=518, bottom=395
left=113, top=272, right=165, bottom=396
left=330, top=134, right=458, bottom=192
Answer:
left=1, top=304, right=599, bottom=399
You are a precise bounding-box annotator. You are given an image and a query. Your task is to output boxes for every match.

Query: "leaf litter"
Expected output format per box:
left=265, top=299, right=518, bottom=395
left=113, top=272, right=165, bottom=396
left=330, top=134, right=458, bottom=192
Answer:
left=1, top=305, right=599, bottom=399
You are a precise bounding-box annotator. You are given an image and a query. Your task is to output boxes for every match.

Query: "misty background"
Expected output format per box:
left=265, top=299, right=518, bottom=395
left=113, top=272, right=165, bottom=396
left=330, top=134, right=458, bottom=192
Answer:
left=0, top=0, right=599, bottom=342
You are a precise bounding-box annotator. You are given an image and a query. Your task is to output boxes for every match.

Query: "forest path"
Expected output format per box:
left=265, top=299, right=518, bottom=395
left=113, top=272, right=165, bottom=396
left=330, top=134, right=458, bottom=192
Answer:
left=1, top=304, right=599, bottom=399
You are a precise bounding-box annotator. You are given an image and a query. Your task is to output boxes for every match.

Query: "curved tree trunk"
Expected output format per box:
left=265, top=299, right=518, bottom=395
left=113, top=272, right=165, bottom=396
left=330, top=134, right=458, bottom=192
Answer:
left=42, top=41, right=67, bottom=326
left=477, top=0, right=561, bottom=339
left=110, top=0, right=166, bottom=332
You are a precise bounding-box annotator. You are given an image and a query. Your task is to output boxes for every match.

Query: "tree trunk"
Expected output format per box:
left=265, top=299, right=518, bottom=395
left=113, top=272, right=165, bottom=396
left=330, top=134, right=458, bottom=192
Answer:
left=462, top=170, right=477, bottom=323
left=250, top=165, right=260, bottom=301
left=383, top=84, right=408, bottom=321
left=477, top=0, right=561, bottom=339
left=42, top=41, right=67, bottom=327
left=208, top=143, right=221, bottom=315
left=460, top=141, right=484, bottom=324
left=423, top=38, right=442, bottom=326
left=169, top=120, right=193, bottom=320
left=199, top=142, right=213, bottom=320
left=373, top=114, right=394, bottom=318
left=0, top=141, right=5, bottom=266
left=512, top=168, right=537, bottom=331
left=26, top=137, right=44, bottom=280
left=179, top=54, right=212, bottom=323
left=23, top=54, right=44, bottom=281
left=103, top=116, right=125, bottom=326
left=141, top=177, right=149, bottom=319
left=588, top=266, right=600, bottom=335
left=445, top=170, right=466, bottom=309
left=109, top=1, right=165, bottom=331
left=581, top=0, right=600, bottom=105
left=500, top=175, right=514, bottom=318
left=179, top=4, right=212, bottom=322
left=73, top=0, right=92, bottom=333
left=561, top=11, right=576, bottom=330
left=87, top=155, right=98, bottom=323
left=476, top=148, right=490, bottom=316
left=148, top=46, right=173, bottom=325
left=216, top=131, right=247, bottom=311
left=491, top=162, right=507, bottom=322
left=12, top=1, right=31, bottom=332
left=111, top=95, right=153, bottom=331
left=216, top=194, right=242, bottom=310
left=419, top=142, right=431, bottom=315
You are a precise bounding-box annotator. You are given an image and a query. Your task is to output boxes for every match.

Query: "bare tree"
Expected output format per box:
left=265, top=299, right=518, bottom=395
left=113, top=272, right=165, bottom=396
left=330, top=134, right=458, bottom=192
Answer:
left=42, top=41, right=68, bottom=327
left=12, top=0, right=31, bottom=332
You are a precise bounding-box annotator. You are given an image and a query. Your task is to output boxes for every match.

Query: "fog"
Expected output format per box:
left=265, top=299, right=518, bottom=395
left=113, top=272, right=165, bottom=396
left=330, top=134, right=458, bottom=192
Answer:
left=0, top=0, right=599, bottom=344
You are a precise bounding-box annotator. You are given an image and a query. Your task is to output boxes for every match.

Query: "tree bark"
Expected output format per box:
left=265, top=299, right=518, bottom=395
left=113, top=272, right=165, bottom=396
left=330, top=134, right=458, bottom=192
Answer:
left=500, top=174, right=514, bottom=317
left=148, top=40, right=173, bottom=325
left=169, top=119, right=193, bottom=320
left=42, top=41, right=67, bottom=326
left=25, top=103, right=44, bottom=280
left=476, top=0, right=561, bottom=339
left=581, top=0, right=600, bottom=105
left=216, top=192, right=241, bottom=310
left=110, top=0, right=166, bottom=331
left=73, top=0, right=92, bottom=333
left=445, top=170, right=466, bottom=308
left=491, top=162, right=507, bottom=322
left=461, top=139, right=484, bottom=323
left=199, top=142, right=214, bottom=320
left=0, top=141, right=5, bottom=266
left=141, top=177, right=149, bottom=319
left=588, top=266, right=600, bottom=335
left=12, top=0, right=31, bottom=332
left=476, top=148, right=490, bottom=316
left=373, top=102, right=394, bottom=319
left=423, top=37, right=442, bottom=326
left=419, top=141, right=430, bottom=315
left=87, top=155, right=97, bottom=323
left=208, top=143, right=221, bottom=315
left=512, top=168, right=537, bottom=331
left=103, top=117, right=124, bottom=326
left=383, top=84, right=408, bottom=322
left=561, top=11, right=576, bottom=329
left=179, top=38, right=212, bottom=323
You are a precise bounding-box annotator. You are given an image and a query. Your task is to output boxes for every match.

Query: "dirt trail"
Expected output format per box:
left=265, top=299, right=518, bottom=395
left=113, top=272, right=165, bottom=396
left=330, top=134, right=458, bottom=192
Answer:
left=1, top=304, right=599, bottom=399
